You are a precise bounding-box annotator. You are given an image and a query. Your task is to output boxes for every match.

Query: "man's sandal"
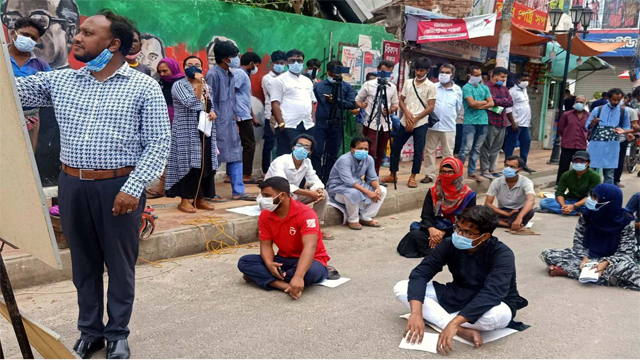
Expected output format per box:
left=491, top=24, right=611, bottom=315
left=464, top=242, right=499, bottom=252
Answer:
left=348, top=222, right=362, bottom=230
left=360, top=219, right=381, bottom=227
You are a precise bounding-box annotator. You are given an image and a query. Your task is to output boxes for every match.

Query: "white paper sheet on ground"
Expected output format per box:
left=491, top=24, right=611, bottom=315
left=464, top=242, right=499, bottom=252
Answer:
left=542, top=192, right=555, bottom=199
left=399, top=334, right=439, bottom=353
left=197, top=111, right=213, bottom=137
left=226, top=205, right=261, bottom=217
left=399, top=314, right=519, bottom=345
left=525, top=222, right=534, bottom=229
left=317, top=277, right=350, bottom=288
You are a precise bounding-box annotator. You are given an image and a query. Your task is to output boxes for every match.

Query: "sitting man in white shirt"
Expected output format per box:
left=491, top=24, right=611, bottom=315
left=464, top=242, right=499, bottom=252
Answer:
left=265, top=134, right=333, bottom=239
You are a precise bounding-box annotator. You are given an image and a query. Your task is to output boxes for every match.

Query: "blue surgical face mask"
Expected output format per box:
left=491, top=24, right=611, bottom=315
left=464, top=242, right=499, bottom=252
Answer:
left=572, top=162, right=587, bottom=172
left=502, top=167, right=517, bottom=178
left=273, top=64, right=286, bottom=74
left=289, top=62, right=304, bottom=74
left=327, top=77, right=336, bottom=83
left=292, top=146, right=309, bottom=160
left=85, top=47, right=114, bottom=72
left=496, top=80, right=504, bottom=86
left=353, top=150, right=368, bottom=161
left=14, top=34, right=36, bottom=52
left=228, top=56, right=240, bottom=68
left=451, top=231, right=483, bottom=250
left=586, top=197, right=610, bottom=211
left=573, top=103, right=585, bottom=111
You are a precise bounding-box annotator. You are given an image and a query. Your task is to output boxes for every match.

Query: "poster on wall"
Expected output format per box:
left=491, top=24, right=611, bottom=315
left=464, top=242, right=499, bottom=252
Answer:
left=382, top=40, right=400, bottom=85
left=417, top=14, right=497, bottom=43
left=340, top=46, right=381, bottom=86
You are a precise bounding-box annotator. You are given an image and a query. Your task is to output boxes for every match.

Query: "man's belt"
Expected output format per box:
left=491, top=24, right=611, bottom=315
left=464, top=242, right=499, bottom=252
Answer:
left=62, top=164, right=134, bottom=180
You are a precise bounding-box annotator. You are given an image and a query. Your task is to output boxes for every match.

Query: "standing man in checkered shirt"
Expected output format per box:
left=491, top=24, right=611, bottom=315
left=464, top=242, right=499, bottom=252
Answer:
left=15, top=10, right=170, bottom=359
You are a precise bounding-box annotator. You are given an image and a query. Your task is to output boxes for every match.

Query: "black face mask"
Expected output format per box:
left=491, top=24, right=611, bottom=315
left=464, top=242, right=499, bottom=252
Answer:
left=185, top=66, right=202, bottom=79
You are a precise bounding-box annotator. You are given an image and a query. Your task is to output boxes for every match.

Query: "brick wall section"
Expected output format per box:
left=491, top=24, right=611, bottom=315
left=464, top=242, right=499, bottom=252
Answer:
left=398, top=0, right=474, bottom=17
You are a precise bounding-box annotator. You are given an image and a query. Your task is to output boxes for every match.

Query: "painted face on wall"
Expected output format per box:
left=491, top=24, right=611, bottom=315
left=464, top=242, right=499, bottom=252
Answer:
left=2, top=0, right=79, bottom=69
left=206, top=35, right=238, bottom=68
left=138, top=34, right=164, bottom=79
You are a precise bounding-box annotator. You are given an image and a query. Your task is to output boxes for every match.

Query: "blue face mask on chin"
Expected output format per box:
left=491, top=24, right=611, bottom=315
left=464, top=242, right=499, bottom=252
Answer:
left=451, top=231, right=484, bottom=250
left=292, top=146, right=309, bottom=160
left=85, top=47, right=114, bottom=72
left=353, top=150, right=368, bottom=161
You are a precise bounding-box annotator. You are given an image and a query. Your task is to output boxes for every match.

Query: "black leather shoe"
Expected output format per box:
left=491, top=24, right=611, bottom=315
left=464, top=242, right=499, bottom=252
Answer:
left=107, top=339, right=131, bottom=359
left=523, top=166, right=537, bottom=173
left=73, top=339, right=105, bottom=359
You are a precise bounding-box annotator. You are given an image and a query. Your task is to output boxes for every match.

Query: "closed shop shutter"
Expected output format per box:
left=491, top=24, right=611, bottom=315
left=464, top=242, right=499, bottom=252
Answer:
left=575, top=57, right=635, bottom=101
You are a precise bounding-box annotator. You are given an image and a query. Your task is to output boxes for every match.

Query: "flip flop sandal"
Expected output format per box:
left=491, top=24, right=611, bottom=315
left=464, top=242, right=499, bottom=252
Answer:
left=232, top=194, right=258, bottom=201
left=207, top=196, right=228, bottom=203
left=243, top=176, right=263, bottom=184
left=420, top=177, right=433, bottom=184
left=348, top=223, right=362, bottom=230
left=407, top=178, right=418, bottom=188
left=360, top=220, right=381, bottom=228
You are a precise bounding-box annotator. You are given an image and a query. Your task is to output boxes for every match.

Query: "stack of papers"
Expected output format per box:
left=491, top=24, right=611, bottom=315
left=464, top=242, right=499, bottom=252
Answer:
left=579, top=262, right=600, bottom=283
left=398, top=334, right=439, bottom=353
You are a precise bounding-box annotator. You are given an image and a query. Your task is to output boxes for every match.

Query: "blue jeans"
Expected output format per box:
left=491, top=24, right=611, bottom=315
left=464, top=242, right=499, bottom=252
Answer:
left=593, top=168, right=615, bottom=184
left=262, top=122, right=276, bottom=174
left=226, top=161, right=245, bottom=196
left=540, top=198, right=587, bottom=215
left=237, top=254, right=328, bottom=290
left=504, top=126, right=531, bottom=164
left=312, top=121, right=343, bottom=180
left=458, top=124, right=488, bottom=175
left=276, top=122, right=315, bottom=157
left=391, top=124, right=428, bottom=174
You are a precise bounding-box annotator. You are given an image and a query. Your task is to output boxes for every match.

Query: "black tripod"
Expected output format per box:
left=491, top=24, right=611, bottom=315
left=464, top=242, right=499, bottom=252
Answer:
left=320, top=76, right=347, bottom=184
left=363, top=79, right=397, bottom=190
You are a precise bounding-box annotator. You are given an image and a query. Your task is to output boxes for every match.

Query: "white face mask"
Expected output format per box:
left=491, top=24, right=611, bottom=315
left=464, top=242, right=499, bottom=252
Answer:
left=438, top=73, right=452, bottom=84
left=518, top=81, right=529, bottom=89
left=13, top=34, right=37, bottom=53
left=468, top=75, right=481, bottom=85
left=250, top=65, right=258, bottom=75
left=256, top=193, right=282, bottom=212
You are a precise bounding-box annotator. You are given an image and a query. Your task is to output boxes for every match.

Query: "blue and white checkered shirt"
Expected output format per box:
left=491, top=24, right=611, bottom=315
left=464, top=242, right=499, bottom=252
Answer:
left=16, top=62, right=171, bottom=198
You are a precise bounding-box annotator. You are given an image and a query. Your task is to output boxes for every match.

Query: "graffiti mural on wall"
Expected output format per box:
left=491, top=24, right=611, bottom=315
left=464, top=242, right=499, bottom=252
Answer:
left=1, top=0, right=392, bottom=186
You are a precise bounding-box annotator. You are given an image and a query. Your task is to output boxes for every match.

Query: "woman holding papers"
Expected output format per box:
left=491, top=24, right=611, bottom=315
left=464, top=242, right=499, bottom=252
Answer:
left=165, top=56, right=218, bottom=213
left=540, top=184, right=639, bottom=291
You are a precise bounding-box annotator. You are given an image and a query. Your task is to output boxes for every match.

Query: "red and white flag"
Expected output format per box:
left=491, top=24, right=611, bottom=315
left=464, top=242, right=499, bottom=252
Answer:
left=417, top=13, right=497, bottom=44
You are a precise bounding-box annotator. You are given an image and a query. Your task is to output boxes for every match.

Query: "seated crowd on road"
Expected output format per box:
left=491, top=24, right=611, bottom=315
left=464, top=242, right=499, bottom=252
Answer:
left=8, top=9, right=640, bottom=358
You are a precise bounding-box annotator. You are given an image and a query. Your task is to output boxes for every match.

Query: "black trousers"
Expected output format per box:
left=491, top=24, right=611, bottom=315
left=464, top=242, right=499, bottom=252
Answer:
left=556, top=147, right=583, bottom=185
left=58, top=171, right=145, bottom=342
left=262, top=122, right=276, bottom=174
left=615, top=140, right=629, bottom=184
left=237, top=119, right=256, bottom=176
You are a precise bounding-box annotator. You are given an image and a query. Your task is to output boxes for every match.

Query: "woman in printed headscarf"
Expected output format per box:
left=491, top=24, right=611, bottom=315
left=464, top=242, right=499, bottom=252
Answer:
left=397, top=157, right=476, bottom=258
left=541, top=184, right=639, bottom=291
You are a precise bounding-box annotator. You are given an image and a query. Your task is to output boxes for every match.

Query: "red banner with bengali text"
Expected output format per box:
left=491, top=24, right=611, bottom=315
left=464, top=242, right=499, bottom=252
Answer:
left=496, top=0, right=548, bottom=31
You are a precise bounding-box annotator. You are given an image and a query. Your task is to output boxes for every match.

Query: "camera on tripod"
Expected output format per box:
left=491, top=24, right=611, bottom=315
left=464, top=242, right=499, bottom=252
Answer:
left=374, top=70, right=391, bottom=85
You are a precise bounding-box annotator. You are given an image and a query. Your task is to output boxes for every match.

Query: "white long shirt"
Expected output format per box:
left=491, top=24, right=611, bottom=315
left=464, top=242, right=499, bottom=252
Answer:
left=509, top=85, right=531, bottom=127
left=270, top=71, right=317, bottom=130
left=431, top=82, right=462, bottom=132
left=264, top=154, right=324, bottom=193
left=261, top=71, right=279, bottom=121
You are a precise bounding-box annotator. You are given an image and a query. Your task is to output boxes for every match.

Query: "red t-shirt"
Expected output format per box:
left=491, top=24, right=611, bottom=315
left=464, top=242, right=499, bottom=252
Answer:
left=258, top=199, right=331, bottom=266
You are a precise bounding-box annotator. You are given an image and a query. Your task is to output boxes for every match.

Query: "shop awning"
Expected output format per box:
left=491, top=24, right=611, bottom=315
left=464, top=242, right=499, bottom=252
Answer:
left=542, top=42, right=610, bottom=80
left=467, top=20, right=552, bottom=48
left=555, top=34, right=626, bottom=57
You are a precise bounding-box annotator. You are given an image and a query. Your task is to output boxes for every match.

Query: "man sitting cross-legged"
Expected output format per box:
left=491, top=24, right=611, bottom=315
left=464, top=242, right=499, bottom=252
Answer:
left=395, top=206, right=528, bottom=355
left=238, top=176, right=330, bottom=299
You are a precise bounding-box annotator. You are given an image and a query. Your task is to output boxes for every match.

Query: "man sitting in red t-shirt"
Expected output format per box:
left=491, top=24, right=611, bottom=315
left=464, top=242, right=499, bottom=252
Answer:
left=238, top=176, right=331, bottom=299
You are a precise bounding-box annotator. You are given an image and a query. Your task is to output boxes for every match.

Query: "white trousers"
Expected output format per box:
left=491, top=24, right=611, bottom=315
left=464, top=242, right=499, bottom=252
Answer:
left=335, top=186, right=388, bottom=223
left=423, top=130, right=455, bottom=181
left=393, top=280, right=512, bottom=331
left=293, top=189, right=329, bottom=224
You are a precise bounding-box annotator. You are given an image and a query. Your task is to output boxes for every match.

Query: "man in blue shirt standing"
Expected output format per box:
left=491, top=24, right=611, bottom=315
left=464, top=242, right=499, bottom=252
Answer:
left=8, top=17, right=51, bottom=153
left=233, top=52, right=262, bottom=184
left=586, top=88, right=630, bottom=184
left=312, top=60, right=357, bottom=180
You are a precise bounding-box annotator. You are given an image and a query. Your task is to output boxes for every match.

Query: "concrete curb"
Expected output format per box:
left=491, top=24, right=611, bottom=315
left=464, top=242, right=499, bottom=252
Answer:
left=7, top=169, right=558, bottom=289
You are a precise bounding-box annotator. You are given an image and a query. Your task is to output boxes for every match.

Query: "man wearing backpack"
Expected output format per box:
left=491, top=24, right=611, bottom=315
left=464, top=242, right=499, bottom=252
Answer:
left=586, top=88, right=631, bottom=184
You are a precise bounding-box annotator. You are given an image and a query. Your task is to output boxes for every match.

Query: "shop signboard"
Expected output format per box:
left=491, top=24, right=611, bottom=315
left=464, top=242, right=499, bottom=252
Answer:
left=421, top=41, right=489, bottom=63
left=584, top=31, right=637, bottom=57
left=417, top=14, right=497, bottom=43
left=496, top=0, right=548, bottom=31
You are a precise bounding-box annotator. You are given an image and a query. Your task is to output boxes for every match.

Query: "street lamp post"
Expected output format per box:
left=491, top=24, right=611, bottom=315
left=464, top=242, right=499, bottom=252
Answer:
left=547, top=1, right=593, bottom=165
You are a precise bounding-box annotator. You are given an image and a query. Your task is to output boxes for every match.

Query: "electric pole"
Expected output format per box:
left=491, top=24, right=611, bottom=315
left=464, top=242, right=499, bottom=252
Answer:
left=496, top=0, right=515, bottom=69
left=634, top=0, right=640, bottom=89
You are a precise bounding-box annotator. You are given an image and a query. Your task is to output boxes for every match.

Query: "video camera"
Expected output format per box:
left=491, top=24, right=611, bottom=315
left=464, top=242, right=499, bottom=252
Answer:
left=332, top=66, right=350, bottom=74
left=374, top=70, right=391, bottom=85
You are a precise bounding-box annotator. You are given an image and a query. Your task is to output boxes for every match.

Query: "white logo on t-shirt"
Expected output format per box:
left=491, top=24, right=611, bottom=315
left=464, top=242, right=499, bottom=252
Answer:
left=290, top=227, right=297, bottom=236
left=306, top=219, right=317, bottom=228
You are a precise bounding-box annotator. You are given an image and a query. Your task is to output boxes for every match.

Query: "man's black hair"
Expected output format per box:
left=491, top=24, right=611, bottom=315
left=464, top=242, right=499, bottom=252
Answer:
left=271, top=50, right=286, bottom=62
left=291, top=134, right=316, bottom=152
left=286, top=49, right=305, bottom=60
left=366, top=72, right=378, bottom=81
left=493, top=66, right=509, bottom=76
left=378, top=59, right=394, bottom=70
left=504, top=155, right=524, bottom=168
left=468, top=65, right=480, bottom=74
left=259, top=176, right=291, bottom=196
left=518, top=72, right=529, bottom=80
left=214, top=40, right=239, bottom=65
left=458, top=206, right=499, bottom=235
left=565, top=89, right=572, bottom=94
left=183, top=55, right=202, bottom=69
left=440, top=63, right=455, bottom=73
left=602, top=91, right=610, bottom=99
left=140, top=33, right=166, bottom=57
left=306, top=58, right=320, bottom=68
left=414, top=57, right=432, bottom=71
left=98, top=9, right=135, bottom=56
left=608, top=88, right=623, bottom=97
left=327, top=60, right=342, bottom=72
left=241, top=51, right=261, bottom=66
left=14, top=17, right=46, bottom=37
left=350, top=136, right=371, bottom=148
left=632, top=87, right=640, bottom=100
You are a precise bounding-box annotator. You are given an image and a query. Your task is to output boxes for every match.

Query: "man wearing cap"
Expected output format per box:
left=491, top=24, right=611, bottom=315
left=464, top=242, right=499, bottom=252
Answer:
left=540, top=151, right=601, bottom=216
